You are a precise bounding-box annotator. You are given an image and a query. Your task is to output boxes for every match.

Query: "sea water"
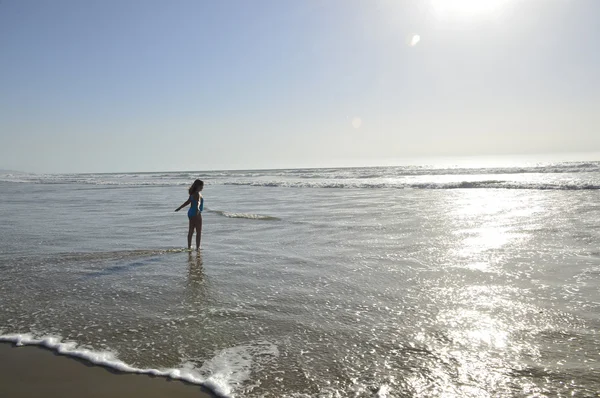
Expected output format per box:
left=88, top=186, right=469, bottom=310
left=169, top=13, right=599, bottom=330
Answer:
left=1, top=159, right=599, bottom=397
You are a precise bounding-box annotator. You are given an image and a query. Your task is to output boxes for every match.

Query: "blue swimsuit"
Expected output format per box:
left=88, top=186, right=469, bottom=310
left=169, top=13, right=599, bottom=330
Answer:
left=187, top=195, right=204, bottom=218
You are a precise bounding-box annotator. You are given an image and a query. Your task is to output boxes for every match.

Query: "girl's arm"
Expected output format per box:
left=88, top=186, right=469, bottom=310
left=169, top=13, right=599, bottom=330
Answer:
left=175, top=199, right=191, bottom=212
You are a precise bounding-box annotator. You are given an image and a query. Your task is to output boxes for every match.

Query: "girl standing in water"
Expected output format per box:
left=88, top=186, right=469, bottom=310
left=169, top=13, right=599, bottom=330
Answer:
left=175, top=179, right=204, bottom=251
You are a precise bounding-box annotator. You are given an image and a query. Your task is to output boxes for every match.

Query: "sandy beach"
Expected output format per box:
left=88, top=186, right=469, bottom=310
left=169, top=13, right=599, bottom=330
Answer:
left=0, top=343, right=217, bottom=398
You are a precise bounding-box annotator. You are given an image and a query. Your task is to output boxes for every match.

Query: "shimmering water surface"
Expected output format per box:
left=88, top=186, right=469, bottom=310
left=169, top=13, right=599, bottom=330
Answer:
left=1, top=162, right=599, bottom=397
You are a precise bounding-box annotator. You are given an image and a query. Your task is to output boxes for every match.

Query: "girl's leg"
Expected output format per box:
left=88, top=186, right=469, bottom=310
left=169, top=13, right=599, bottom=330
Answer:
left=195, top=215, right=202, bottom=251
left=187, top=218, right=194, bottom=249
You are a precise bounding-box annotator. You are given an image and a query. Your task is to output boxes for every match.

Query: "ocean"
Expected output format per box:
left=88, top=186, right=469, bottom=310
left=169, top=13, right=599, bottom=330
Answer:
left=1, top=159, right=599, bottom=397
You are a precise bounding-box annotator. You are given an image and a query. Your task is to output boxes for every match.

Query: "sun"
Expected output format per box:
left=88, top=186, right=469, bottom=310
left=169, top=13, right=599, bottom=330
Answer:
left=431, top=0, right=511, bottom=19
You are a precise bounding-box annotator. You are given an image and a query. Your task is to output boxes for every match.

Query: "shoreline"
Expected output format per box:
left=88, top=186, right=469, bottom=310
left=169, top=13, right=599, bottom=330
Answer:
left=0, top=342, right=218, bottom=398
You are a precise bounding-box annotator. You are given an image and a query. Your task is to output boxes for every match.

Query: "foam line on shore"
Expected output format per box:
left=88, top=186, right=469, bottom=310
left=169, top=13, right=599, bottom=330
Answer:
left=0, top=333, right=230, bottom=398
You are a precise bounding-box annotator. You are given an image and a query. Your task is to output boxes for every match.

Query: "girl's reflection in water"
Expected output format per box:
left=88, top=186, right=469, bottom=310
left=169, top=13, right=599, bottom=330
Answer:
left=186, top=251, right=207, bottom=304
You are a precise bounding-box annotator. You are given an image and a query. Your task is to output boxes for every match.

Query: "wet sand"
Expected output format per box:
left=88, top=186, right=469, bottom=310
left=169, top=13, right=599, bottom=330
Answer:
left=0, top=343, right=218, bottom=398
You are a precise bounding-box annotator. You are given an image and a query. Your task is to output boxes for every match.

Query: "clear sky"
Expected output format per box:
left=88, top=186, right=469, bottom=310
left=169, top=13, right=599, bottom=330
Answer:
left=1, top=0, right=599, bottom=173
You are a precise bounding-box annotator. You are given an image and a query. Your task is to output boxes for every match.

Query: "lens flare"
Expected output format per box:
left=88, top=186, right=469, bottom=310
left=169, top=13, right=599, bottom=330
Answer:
left=410, top=35, right=421, bottom=47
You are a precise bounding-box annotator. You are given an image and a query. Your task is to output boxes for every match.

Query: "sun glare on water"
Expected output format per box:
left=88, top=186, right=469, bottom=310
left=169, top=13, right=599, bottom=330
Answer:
left=431, top=0, right=511, bottom=19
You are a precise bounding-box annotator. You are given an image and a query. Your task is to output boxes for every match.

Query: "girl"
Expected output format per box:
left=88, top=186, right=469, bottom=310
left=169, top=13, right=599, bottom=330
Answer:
left=175, top=179, right=204, bottom=251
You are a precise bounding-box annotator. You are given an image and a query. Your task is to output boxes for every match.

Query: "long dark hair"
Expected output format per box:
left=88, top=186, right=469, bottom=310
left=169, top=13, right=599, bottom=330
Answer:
left=188, top=179, right=204, bottom=195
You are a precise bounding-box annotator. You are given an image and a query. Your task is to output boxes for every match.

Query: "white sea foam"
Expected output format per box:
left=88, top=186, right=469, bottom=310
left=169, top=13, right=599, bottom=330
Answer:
left=195, top=341, right=280, bottom=397
left=376, top=384, right=392, bottom=397
left=0, top=333, right=278, bottom=398
left=210, top=210, right=281, bottom=220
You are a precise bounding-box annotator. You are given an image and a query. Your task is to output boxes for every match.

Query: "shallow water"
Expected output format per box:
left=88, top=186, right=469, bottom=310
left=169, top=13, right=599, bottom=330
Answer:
left=1, top=163, right=600, bottom=397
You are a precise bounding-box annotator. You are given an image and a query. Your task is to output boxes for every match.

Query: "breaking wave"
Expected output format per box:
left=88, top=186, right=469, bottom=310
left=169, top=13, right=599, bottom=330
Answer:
left=224, top=180, right=600, bottom=190
left=2, top=161, right=599, bottom=188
